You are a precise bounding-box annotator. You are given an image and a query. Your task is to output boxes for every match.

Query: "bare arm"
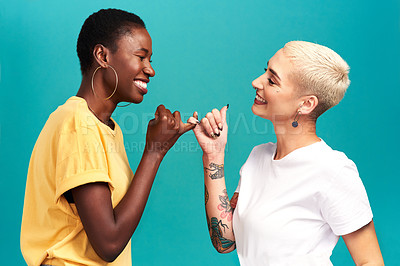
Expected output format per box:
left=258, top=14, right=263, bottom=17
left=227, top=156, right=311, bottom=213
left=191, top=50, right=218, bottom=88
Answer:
left=70, top=105, right=195, bottom=262
left=342, top=220, right=384, bottom=266
left=203, top=154, right=236, bottom=253
left=191, top=105, right=236, bottom=253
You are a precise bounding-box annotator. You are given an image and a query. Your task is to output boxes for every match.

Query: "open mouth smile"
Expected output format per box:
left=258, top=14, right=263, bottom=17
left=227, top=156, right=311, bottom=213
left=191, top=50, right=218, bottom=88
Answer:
left=254, top=93, right=267, bottom=104
left=134, top=79, right=148, bottom=94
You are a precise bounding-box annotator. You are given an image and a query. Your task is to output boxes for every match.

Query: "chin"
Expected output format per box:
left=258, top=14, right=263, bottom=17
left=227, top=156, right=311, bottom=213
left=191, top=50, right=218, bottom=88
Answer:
left=132, top=98, right=143, bottom=104
left=251, top=104, right=262, bottom=116
left=251, top=105, right=269, bottom=120
left=128, top=94, right=144, bottom=104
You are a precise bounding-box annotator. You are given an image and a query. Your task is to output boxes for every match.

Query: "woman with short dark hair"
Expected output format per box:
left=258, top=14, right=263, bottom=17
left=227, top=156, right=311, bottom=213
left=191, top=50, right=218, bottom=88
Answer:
left=21, top=9, right=195, bottom=265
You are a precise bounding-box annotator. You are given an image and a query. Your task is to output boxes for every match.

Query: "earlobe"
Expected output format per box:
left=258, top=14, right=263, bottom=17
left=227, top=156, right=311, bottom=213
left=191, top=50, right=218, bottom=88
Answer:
left=92, top=44, right=109, bottom=68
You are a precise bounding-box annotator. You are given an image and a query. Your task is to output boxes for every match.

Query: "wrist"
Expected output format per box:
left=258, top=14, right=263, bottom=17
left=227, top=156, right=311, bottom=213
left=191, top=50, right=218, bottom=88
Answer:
left=202, top=152, right=225, bottom=163
left=143, top=149, right=164, bottom=163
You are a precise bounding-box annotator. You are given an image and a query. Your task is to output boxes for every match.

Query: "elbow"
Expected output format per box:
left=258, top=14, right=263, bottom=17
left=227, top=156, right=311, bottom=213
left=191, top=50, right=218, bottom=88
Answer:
left=357, top=262, right=385, bottom=266
left=94, top=242, right=123, bottom=263
left=212, top=241, right=236, bottom=254
left=214, top=247, right=230, bottom=254
left=89, top=234, right=126, bottom=263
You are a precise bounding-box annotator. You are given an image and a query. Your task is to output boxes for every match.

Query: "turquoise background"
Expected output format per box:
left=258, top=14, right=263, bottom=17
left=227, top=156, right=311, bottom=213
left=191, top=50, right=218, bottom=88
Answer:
left=1, top=0, right=399, bottom=265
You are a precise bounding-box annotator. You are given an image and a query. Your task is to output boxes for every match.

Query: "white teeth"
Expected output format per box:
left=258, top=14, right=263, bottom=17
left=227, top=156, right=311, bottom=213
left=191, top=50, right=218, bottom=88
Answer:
left=134, top=80, right=147, bottom=89
left=256, top=94, right=267, bottom=103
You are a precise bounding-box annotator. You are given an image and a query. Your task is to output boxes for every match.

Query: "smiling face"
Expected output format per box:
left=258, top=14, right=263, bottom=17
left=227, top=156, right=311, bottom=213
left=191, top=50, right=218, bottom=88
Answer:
left=251, top=48, right=302, bottom=124
left=107, top=27, right=155, bottom=104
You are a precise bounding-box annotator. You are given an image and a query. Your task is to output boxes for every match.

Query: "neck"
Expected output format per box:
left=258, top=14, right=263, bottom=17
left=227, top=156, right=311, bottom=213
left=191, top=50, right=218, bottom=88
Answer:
left=273, top=120, right=320, bottom=160
left=76, top=75, right=117, bottom=127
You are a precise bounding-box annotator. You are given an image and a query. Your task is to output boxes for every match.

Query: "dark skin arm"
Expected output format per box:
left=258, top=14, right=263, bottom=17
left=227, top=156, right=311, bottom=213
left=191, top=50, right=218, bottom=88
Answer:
left=70, top=105, right=195, bottom=262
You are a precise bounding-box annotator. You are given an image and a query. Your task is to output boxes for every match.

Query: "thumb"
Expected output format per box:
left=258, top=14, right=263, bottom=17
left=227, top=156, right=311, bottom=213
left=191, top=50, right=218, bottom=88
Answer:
left=221, top=104, right=229, bottom=124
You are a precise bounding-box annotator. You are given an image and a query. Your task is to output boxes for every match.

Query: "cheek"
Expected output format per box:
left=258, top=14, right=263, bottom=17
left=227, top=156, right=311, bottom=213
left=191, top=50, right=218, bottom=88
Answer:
left=115, top=57, right=141, bottom=77
left=125, top=61, right=141, bottom=76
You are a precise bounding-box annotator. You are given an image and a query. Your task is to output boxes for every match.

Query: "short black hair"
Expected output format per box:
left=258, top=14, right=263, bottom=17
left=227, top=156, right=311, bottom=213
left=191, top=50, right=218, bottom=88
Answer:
left=77, top=8, right=146, bottom=75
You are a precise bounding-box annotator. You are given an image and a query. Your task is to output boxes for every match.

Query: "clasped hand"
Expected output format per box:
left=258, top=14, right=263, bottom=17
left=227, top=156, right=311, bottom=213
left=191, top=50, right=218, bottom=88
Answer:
left=146, top=105, right=196, bottom=156
left=146, top=105, right=228, bottom=157
left=188, top=105, right=228, bottom=157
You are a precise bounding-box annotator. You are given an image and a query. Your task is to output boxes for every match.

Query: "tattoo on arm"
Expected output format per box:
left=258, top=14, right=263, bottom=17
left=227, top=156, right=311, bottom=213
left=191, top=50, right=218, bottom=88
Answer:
left=204, top=163, right=224, bottom=179
left=210, top=217, right=235, bottom=252
left=205, top=185, right=209, bottom=205
left=206, top=212, right=211, bottom=231
left=217, top=189, right=233, bottom=221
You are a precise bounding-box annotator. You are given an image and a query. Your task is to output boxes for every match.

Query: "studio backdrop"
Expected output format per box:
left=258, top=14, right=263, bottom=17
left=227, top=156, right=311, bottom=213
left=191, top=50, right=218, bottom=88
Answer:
left=0, top=0, right=399, bottom=265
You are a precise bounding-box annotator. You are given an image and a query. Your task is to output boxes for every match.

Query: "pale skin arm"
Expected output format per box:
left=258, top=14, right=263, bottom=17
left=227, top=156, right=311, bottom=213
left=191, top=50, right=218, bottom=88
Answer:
left=342, top=220, right=384, bottom=266
left=203, top=154, right=236, bottom=253
left=190, top=106, right=236, bottom=253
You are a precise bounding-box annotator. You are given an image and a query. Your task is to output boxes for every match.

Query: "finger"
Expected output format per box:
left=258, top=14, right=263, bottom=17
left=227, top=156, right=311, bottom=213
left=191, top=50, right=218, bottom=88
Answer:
left=220, top=105, right=229, bottom=124
left=155, top=104, right=166, bottom=119
left=190, top=112, right=200, bottom=124
left=174, top=111, right=197, bottom=134
left=159, top=106, right=173, bottom=122
left=181, top=122, right=196, bottom=134
left=187, top=117, right=199, bottom=125
left=165, top=108, right=173, bottom=116
left=189, top=117, right=204, bottom=136
left=212, top=108, right=223, bottom=130
left=205, top=112, right=220, bottom=136
left=230, top=192, right=239, bottom=209
left=148, top=118, right=156, bottom=126
left=201, top=117, right=216, bottom=138
left=173, top=111, right=182, bottom=131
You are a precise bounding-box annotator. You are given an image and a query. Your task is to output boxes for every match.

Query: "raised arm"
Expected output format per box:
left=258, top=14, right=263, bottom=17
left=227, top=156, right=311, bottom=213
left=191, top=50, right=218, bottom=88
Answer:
left=190, top=105, right=236, bottom=253
left=70, top=105, right=195, bottom=262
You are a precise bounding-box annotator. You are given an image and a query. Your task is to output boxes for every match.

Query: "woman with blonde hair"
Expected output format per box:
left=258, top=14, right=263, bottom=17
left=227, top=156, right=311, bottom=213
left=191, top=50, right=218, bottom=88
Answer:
left=190, top=41, right=384, bottom=265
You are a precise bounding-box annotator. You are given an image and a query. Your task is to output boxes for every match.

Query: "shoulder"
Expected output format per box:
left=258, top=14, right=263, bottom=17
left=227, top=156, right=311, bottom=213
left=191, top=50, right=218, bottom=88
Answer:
left=313, top=140, right=358, bottom=174
left=239, top=142, right=275, bottom=172
left=48, top=96, right=97, bottom=134
left=312, top=142, right=366, bottom=201
left=249, top=142, right=276, bottom=158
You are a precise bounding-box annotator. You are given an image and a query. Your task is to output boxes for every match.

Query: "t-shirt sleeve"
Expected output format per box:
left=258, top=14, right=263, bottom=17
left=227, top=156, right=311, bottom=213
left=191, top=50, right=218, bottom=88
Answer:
left=320, top=162, right=373, bottom=236
left=54, top=125, right=113, bottom=203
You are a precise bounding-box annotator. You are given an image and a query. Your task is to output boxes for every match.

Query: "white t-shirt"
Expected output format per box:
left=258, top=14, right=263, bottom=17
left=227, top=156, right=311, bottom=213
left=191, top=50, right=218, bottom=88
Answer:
left=232, top=140, right=372, bottom=266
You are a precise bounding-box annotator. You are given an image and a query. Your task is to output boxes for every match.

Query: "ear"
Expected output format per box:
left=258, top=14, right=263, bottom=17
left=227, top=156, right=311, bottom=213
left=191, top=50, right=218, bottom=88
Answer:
left=299, top=95, right=318, bottom=115
left=92, top=44, right=110, bottom=68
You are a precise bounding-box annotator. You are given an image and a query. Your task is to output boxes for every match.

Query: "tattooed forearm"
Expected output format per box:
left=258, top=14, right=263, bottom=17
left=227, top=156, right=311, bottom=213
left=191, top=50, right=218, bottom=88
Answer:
left=217, top=189, right=233, bottom=221
left=204, top=163, right=224, bottom=180
left=205, top=185, right=209, bottom=205
left=210, top=217, right=235, bottom=252
left=206, top=212, right=211, bottom=231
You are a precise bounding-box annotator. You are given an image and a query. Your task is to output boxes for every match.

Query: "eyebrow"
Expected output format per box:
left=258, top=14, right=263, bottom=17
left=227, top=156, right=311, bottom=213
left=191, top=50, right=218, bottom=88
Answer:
left=136, top=48, right=149, bottom=54
left=267, top=61, right=281, bottom=81
left=135, top=48, right=153, bottom=58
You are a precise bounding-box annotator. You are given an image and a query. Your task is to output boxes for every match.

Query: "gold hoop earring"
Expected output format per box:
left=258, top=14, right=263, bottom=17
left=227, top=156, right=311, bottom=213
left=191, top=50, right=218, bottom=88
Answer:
left=117, top=102, right=132, bottom=107
left=91, top=65, right=119, bottom=100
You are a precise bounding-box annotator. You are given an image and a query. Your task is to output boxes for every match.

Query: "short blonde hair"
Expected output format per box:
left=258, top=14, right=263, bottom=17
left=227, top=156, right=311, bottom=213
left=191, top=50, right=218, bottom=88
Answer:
left=283, top=41, right=350, bottom=118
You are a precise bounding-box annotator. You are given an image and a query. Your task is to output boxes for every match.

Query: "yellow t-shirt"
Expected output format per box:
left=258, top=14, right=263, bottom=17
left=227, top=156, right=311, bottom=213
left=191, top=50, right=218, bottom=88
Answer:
left=21, top=96, right=134, bottom=266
